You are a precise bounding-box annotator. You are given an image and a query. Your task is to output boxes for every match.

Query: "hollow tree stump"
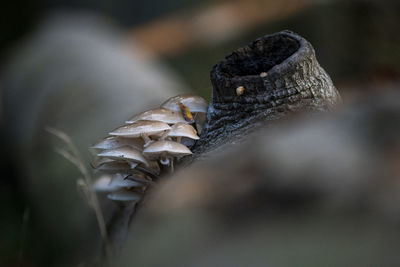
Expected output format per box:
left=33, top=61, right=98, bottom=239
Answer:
left=192, top=30, right=341, bottom=157
left=107, top=30, right=341, bottom=252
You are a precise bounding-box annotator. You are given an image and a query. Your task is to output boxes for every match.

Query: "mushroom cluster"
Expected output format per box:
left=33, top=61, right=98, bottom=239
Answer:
left=91, top=94, right=208, bottom=204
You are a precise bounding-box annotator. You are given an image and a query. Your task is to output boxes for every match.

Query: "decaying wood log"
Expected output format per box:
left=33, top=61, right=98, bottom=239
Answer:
left=107, top=31, right=341, bottom=252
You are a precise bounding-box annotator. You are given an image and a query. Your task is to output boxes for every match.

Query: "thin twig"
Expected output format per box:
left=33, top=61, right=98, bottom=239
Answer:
left=46, top=127, right=112, bottom=260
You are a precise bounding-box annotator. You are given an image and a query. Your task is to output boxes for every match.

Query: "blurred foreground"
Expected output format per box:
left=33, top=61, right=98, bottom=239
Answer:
left=120, top=88, right=400, bottom=266
left=0, top=11, right=186, bottom=266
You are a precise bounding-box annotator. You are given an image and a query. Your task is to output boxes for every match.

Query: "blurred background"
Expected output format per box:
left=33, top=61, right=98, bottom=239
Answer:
left=0, top=0, right=399, bottom=266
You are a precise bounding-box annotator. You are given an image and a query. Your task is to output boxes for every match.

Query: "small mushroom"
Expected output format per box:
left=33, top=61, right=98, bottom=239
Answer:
left=236, top=86, right=245, bottom=96
left=94, top=161, right=134, bottom=174
left=97, top=146, right=149, bottom=167
left=167, top=122, right=200, bottom=142
left=93, top=175, right=118, bottom=192
left=109, top=173, right=144, bottom=188
left=110, top=120, right=171, bottom=138
left=92, top=136, right=144, bottom=151
left=143, top=140, right=192, bottom=165
left=92, top=157, right=114, bottom=168
left=161, top=94, right=208, bottom=134
left=107, top=189, right=143, bottom=202
left=126, top=108, right=187, bottom=124
left=109, top=120, right=171, bottom=146
left=161, top=94, right=208, bottom=113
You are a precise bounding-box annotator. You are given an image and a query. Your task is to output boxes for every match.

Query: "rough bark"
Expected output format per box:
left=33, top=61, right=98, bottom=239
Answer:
left=191, top=30, right=341, bottom=157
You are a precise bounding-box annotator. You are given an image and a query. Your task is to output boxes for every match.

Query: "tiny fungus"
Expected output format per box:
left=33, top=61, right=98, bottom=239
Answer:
left=93, top=175, right=117, bottom=192
left=92, top=93, right=207, bottom=203
left=92, top=136, right=144, bottom=151
left=143, top=140, right=192, bottom=168
left=162, top=94, right=208, bottom=134
left=167, top=122, right=200, bottom=143
left=107, top=190, right=143, bottom=202
left=161, top=94, right=208, bottom=113
left=110, top=120, right=171, bottom=138
left=109, top=120, right=171, bottom=147
left=142, top=140, right=192, bottom=162
left=126, top=108, right=187, bottom=124
left=97, top=146, right=149, bottom=167
left=236, top=86, right=245, bottom=96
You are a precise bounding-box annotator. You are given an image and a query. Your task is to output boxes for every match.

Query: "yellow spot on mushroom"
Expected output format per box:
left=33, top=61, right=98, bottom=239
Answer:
left=178, top=103, right=194, bottom=122
left=236, top=86, right=245, bottom=96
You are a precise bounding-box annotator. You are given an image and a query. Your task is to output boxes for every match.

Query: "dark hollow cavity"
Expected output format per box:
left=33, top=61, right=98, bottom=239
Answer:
left=219, top=35, right=300, bottom=77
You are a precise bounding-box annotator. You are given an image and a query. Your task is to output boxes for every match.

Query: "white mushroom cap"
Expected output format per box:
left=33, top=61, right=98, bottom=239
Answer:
left=92, top=157, right=114, bottom=168
left=107, top=189, right=142, bottom=202
left=92, top=136, right=144, bottom=151
left=167, top=122, right=200, bottom=140
left=109, top=120, right=171, bottom=138
left=93, top=175, right=119, bottom=192
left=161, top=94, right=208, bottom=113
left=109, top=173, right=143, bottom=188
left=97, top=146, right=149, bottom=166
left=126, top=108, right=186, bottom=124
left=143, top=140, right=193, bottom=160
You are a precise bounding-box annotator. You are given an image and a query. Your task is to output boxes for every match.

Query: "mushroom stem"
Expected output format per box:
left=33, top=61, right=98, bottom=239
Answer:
left=128, top=161, right=138, bottom=169
left=141, top=133, right=152, bottom=147
left=177, top=136, right=182, bottom=143
left=160, top=157, right=170, bottom=165
left=160, top=153, right=170, bottom=165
